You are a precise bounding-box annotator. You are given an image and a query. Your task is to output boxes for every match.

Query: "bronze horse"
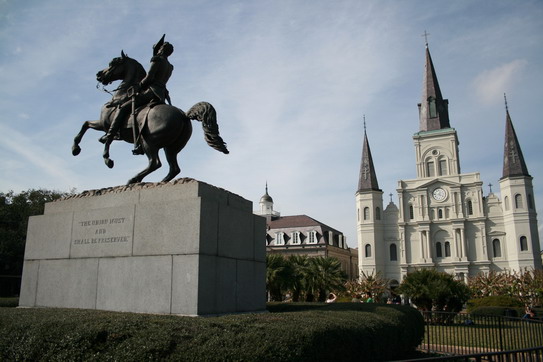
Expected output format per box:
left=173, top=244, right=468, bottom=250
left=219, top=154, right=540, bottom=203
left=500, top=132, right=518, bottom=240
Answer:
left=72, top=51, right=228, bottom=184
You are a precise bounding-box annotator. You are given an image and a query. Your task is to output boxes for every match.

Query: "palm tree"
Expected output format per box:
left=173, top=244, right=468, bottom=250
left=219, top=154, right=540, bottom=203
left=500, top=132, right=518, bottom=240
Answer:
left=359, top=271, right=390, bottom=302
left=306, top=257, right=346, bottom=302
left=266, top=254, right=292, bottom=301
left=288, top=255, right=310, bottom=302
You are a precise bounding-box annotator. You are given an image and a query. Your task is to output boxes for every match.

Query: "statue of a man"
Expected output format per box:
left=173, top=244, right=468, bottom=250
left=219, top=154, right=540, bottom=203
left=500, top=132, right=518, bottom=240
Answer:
left=99, top=35, right=175, bottom=153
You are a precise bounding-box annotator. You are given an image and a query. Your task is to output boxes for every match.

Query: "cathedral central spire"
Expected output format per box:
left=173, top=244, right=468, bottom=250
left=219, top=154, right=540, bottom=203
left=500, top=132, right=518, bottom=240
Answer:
left=418, top=44, right=451, bottom=131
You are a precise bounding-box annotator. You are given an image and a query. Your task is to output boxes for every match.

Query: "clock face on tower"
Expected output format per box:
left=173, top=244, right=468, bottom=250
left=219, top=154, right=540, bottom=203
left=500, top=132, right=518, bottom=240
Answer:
left=432, top=187, right=447, bottom=201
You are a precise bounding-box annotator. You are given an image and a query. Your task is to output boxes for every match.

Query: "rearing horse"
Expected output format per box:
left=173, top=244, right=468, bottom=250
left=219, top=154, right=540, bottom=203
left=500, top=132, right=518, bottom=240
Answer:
left=72, top=51, right=229, bottom=184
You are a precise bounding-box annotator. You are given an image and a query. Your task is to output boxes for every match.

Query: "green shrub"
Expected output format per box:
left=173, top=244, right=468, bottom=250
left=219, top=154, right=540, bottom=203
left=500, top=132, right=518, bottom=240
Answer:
left=0, top=298, right=19, bottom=308
left=467, top=295, right=523, bottom=312
left=470, top=306, right=519, bottom=317
left=0, top=303, right=423, bottom=361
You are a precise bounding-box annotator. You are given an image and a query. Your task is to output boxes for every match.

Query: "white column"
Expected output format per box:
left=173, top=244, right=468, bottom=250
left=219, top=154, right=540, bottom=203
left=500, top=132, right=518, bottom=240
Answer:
left=461, top=228, right=467, bottom=260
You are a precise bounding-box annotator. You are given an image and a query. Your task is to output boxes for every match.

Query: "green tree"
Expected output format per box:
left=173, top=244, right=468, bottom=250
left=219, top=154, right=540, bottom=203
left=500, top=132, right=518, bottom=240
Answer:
left=305, top=257, right=346, bottom=302
left=287, top=255, right=310, bottom=302
left=0, top=190, right=69, bottom=275
left=265, top=254, right=292, bottom=301
left=359, top=271, right=390, bottom=302
left=0, top=189, right=70, bottom=296
left=398, top=269, right=470, bottom=312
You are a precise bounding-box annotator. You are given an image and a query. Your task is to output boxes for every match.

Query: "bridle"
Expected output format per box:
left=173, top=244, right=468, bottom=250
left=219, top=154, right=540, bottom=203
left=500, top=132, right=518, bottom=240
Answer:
left=96, top=57, right=131, bottom=96
left=96, top=82, right=128, bottom=96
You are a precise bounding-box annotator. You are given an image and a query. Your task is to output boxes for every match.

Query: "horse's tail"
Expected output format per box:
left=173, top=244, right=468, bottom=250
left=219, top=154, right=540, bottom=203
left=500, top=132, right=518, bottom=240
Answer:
left=186, top=102, right=229, bottom=154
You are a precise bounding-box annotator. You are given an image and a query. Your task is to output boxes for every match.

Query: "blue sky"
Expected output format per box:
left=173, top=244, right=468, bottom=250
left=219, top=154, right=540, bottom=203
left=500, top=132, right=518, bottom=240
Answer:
left=1, top=0, right=542, bottom=248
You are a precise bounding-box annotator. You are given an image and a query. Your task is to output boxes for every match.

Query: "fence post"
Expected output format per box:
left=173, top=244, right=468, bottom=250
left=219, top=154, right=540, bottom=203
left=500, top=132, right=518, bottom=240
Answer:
left=497, top=315, right=504, bottom=352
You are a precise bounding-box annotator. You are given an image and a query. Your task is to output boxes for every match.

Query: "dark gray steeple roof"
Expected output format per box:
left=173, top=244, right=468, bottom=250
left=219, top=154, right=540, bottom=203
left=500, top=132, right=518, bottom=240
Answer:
left=357, top=124, right=380, bottom=192
left=260, top=182, right=273, bottom=203
left=502, top=99, right=530, bottom=179
left=418, top=45, right=451, bottom=131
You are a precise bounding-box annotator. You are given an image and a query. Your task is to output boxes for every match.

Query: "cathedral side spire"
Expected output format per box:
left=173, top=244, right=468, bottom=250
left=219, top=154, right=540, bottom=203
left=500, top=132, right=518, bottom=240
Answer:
left=357, top=117, right=381, bottom=192
left=501, top=95, right=530, bottom=179
left=418, top=44, right=450, bottom=131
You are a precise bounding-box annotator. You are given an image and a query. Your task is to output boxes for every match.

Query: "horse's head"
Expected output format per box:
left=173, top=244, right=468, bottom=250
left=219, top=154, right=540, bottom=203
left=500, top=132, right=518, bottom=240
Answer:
left=96, top=51, right=145, bottom=86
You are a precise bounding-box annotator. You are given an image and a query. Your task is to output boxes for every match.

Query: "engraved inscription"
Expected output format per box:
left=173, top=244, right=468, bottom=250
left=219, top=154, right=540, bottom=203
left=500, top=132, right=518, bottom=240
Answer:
left=73, top=217, right=131, bottom=246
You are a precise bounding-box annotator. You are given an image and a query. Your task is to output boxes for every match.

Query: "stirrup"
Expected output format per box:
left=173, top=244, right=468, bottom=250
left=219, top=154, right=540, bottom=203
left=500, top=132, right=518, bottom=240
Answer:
left=99, top=133, right=113, bottom=144
left=132, top=144, right=144, bottom=155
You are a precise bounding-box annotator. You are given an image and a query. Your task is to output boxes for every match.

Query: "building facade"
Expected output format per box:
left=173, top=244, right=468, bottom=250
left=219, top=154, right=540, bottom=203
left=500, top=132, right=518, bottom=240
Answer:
left=256, top=186, right=358, bottom=279
left=356, top=45, right=542, bottom=285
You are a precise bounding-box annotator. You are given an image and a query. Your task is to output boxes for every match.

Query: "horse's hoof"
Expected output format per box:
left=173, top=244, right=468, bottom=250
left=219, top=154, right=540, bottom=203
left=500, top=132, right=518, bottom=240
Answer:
left=127, top=178, right=138, bottom=185
left=72, top=145, right=81, bottom=156
left=105, top=159, right=114, bottom=168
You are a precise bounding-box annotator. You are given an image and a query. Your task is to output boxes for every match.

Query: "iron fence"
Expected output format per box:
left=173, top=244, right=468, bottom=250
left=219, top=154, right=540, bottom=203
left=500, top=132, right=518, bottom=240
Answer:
left=400, top=346, right=543, bottom=362
left=419, top=311, right=543, bottom=356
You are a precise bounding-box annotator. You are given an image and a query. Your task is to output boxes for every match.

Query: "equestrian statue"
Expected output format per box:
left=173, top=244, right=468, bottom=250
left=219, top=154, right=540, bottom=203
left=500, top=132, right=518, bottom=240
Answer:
left=71, top=35, right=229, bottom=184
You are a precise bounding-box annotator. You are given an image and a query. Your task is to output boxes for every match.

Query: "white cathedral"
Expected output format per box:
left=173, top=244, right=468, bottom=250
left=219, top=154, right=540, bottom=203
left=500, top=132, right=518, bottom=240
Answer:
left=356, top=45, right=542, bottom=285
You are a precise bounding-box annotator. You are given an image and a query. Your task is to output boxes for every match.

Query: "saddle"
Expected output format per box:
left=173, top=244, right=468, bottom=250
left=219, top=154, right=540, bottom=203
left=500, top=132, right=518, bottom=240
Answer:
left=111, top=99, right=163, bottom=138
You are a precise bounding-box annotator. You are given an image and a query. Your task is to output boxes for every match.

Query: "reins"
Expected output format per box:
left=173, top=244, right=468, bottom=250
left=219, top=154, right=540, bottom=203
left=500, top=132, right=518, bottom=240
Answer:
left=96, top=83, right=128, bottom=96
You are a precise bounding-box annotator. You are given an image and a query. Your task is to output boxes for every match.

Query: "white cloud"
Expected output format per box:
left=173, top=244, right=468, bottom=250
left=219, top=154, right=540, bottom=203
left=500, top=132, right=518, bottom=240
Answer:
left=0, top=0, right=542, bottom=247
left=471, top=59, right=527, bottom=105
left=0, top=123, right=80, bottom=187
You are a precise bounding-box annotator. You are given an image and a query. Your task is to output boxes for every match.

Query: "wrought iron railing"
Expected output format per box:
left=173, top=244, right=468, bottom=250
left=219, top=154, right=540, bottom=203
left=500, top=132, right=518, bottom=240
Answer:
left=400, top=346, right=543, bottom=362
left=419, top=311, right=543, bottom=356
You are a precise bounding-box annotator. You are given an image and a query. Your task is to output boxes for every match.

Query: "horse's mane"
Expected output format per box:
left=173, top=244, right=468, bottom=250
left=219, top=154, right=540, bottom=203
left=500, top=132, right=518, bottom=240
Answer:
left=127, top=56, right=146, bottom=80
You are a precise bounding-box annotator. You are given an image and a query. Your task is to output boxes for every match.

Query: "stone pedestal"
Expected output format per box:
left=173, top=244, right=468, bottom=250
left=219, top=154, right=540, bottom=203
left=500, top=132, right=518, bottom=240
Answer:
left=19, top=178, right=267, bottom=316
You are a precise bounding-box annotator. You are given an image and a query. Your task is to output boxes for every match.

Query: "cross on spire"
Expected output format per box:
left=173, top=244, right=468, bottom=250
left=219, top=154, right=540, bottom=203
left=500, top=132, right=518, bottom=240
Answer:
left=504, top=93, right=509, bottom=113
left=363, top=114, right=366, bottom=133
left=488, top=183, right=493, bottom=193
left=422, top=30, right=430, bottom=46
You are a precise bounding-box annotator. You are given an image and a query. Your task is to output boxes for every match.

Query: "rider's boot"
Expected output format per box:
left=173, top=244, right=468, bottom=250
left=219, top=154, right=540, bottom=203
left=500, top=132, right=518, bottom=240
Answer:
left=132, top=142, right=144, bottom=155
left=99, top=107, right=128, bottom=144
left=99, top=120, right=120, bottom=144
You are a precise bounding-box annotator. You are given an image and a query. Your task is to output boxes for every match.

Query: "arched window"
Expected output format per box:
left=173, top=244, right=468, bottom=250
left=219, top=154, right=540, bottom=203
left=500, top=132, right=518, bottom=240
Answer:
left=444, top=242, right=451, bottom=257
left=467, top=199, right=473, bottom=215
left=515, top=194, right=523, bottom=209
left=375, top=207, right=381, bottom=220
left=438, top=209, right=443, bottom=219
left=493, top=239, right=501, bottom=258
left=504, top=196, right=510, bottom=211
left=438, top=159, right=447, bottom=176
left=390, top=243, right=397, bottom=261
left=409, top=205, right=414, bottom=220
left=520, top=236, right=528, bottom=251
left=363, top=207, right=370, bottom=220
left=436, top=242, right=443, bottom=258
left=427, top=161, right=435, bottom=177
left=365, top=244, right=372, bottom=258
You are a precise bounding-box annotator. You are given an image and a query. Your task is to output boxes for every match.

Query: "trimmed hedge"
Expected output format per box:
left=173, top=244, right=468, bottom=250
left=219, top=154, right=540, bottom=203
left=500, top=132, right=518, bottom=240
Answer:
left=470, top=306, right=519, bottom=317
left=0, top=303, right=423, bottom=361
left=0, top=298, right=19, bottom=308
left=466, top=295, right=523, bottom=312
